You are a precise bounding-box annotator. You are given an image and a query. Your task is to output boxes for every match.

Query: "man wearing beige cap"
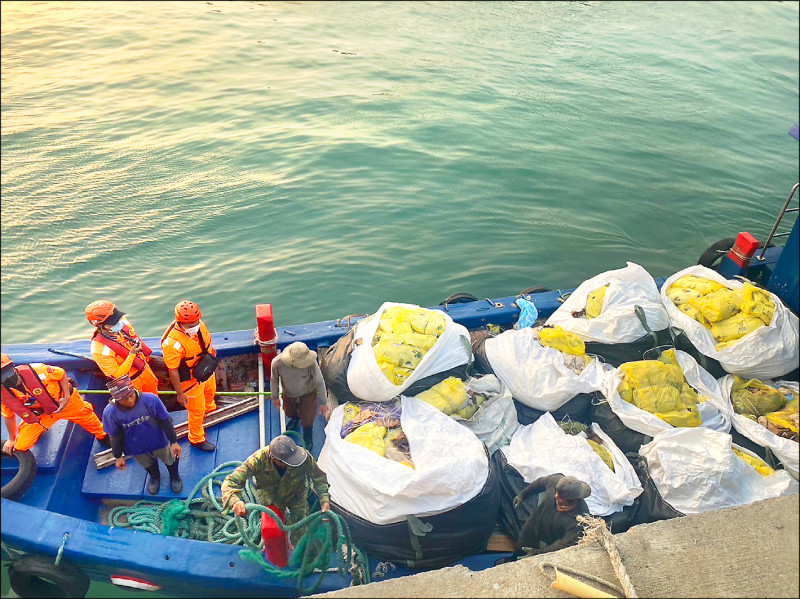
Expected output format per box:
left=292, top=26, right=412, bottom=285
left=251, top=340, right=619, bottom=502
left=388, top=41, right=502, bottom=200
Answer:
left=269, top=341, right=330, bottom=451
left=497, top=473, right=592, bottom=564
left=221, top=434, right=330, bottom=546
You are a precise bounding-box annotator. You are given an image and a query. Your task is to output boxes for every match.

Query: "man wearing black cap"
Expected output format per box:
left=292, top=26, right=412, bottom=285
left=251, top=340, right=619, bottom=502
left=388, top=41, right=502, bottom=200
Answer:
left=101, top=375, right=182, bottom=495
left=497, top=473, right=592, bottom=564
left=221, top=435, right=330, bottom=546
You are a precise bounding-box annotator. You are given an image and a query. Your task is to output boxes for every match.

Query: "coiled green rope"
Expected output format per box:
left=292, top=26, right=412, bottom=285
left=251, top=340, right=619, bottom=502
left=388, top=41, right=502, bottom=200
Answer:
left=108, top=461, right=370, bottom=594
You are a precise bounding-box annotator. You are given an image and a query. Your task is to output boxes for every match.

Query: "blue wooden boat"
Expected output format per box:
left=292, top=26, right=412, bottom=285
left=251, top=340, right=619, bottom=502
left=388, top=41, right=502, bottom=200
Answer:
left=2, top=184, right=797, bottom=597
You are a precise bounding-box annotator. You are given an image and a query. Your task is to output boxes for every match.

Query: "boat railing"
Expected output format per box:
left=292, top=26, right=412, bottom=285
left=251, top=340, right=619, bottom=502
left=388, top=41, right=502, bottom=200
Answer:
left=756, top=182, right=799, bottom=261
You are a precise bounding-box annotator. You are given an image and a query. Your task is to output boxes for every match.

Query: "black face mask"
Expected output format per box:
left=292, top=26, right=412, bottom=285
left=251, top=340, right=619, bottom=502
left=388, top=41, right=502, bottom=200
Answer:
left=1, top=369, right=19, bottom=389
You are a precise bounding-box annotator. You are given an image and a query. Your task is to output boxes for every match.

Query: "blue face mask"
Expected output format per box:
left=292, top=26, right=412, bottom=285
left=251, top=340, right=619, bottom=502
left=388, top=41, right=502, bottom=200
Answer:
left=109, top=320, right=124, bottom=333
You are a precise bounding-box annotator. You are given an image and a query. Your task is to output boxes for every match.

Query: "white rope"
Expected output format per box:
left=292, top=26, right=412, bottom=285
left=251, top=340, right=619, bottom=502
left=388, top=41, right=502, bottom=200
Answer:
left=576, top=514, right=638, bottom=598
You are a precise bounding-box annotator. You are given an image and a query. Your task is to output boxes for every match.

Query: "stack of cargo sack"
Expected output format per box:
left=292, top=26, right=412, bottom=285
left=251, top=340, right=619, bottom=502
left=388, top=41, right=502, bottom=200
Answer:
left=319, top=302, right=499, bottom=569
left=639, top=427, right=798, bottom=515
left=319, top=396, right=499, bottom=569
left=661, top=265, right=799, bottom=380
left=494, top=412, right=656, bottom=542
left=414, top=374, right=519, bottom=454
left=599, top=348, right=732, bottom=453
left=484, top=321, right=606, bottom=426
left=718, top=376, right=799, bottom=479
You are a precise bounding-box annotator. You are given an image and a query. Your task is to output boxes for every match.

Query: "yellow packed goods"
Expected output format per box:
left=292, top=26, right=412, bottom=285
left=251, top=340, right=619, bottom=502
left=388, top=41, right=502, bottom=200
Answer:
left=690, top=287, right=742, bottom=323
left=373, top=341, right=425, bottom=369
left=455, top=393, right=485, bottom=420
left=669, top=275, right=725, bottom=296
left=730, top=376, right=787, bottom=417
left=539, top=326, right=586, bottom=356
left=559, top=421, right=588, bottom=435
left=677, top=302, right=707, bottom=325
left=345, top=421, right=388, bottom=457
left=710, top=313, right=764, bottom=345
left=587, top=439, right=615, bottom=472
left=373, top=331, right=438, bottom=351
left=739, top=282, right=775, bottom=326
left=586, top=285, right=609, bottom=319
left=666, top=286, right=703, bottom=306
left=655, top=405, right=702, bottom=428
left=377, top=362, right=414, bottom=386
left=732, top=447, right=775, bottom=476
left=619, top=351, right=702, bottom=428
left=763, top=397, right=799, bottom=435
left=410, top=310, right=446, bottom=337
left=416, top=377, right=468, bottom=416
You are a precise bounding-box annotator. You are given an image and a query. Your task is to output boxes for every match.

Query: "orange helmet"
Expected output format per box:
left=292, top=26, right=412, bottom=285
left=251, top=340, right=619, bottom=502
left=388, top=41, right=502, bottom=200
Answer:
left=175, top=300, right=201, bottom=323
left=86, top=300, right=116, bottom=326
left=1, top=353, right=13, bottom=369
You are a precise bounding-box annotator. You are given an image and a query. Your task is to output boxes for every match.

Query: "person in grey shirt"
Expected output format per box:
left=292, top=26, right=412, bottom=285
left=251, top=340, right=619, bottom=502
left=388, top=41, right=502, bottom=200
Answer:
left=270, top=342, right=331, bottom=451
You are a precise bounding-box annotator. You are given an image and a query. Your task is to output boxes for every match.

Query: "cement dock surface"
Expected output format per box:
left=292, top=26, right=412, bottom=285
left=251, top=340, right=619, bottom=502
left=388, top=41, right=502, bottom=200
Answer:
left=314, top=493, right=799, bottom=598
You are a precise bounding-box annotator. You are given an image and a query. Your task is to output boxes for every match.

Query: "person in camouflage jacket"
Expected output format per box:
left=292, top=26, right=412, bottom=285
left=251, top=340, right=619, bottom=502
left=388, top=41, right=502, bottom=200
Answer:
left=221, top=435, right=330, bottom=545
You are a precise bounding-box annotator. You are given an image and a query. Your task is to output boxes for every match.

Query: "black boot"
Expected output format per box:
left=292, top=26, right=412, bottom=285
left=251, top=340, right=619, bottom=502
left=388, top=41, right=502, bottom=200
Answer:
left=145, top=464, right=161, bottom=495
left=166, top=458, right=183, bottom=494
left=303, top=428, right=313, bottom=452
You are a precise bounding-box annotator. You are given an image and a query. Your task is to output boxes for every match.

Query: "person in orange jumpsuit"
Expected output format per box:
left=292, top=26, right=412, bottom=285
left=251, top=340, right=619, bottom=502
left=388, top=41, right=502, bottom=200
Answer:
left=160, top=301, right=218, bottom=451
left=1, top=353, right=110, bottom=454
left=86, top=300, right=162, bottom=396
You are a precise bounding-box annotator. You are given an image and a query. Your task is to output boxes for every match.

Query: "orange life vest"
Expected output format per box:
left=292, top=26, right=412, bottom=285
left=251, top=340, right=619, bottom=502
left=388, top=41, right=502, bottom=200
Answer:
left=0, top=365, right=61, bottom=424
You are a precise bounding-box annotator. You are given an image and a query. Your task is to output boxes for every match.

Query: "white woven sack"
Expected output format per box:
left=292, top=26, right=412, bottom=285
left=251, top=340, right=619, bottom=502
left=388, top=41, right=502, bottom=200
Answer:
left=718, top=376, right=799, bottom=479
left=346, top=302, right=471, bottom=402
left=601, top=349, right=732, bottom=438
left=485, top=327, right=606, bottom=411
left=317, top=396, right=488, bottom=525
left=502, top=412, right=643, bottom=517
left=449, top=374, right=519, bottom=455
left=660, top=265, right=799, bottom=379
left=545, top=262, right=670, bottom=343
left=639, top=427, right=798, bottom=515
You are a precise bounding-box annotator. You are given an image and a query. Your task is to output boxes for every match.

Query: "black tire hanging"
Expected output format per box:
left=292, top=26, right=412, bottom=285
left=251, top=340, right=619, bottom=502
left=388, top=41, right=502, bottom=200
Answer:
left=519, top=286, right=551, bottom=295
left=697, top=238, right=736, bottom=269
left=1, top=449, right=37, bottom=501
left=8, top=553, right=90, bottom=599
left=439, top=293, right=479, bottom=305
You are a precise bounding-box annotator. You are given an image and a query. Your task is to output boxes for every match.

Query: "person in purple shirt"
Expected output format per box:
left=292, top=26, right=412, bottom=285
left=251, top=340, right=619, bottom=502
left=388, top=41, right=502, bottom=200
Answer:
left=102, top=375, right=182, bottom=494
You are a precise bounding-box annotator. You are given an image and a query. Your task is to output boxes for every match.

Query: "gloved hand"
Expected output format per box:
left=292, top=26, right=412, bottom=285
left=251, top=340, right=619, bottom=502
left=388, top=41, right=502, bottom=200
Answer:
left=513, top=494, right=524, bottom=510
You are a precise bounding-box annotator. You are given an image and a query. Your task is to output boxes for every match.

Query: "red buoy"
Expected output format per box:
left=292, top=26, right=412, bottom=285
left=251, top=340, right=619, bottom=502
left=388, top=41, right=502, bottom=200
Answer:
left=256, top=304, right=278, bottom=373
left=261, top=505, right=289, bottom=567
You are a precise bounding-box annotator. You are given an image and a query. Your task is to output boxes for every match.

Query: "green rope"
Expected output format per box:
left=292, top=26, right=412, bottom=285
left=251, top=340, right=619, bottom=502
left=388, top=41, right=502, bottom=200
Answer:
left=107, top=461, right=370, bottom=594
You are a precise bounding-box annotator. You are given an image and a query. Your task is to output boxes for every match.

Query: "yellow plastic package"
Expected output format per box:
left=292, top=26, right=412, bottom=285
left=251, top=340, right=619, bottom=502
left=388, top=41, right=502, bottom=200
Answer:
left=344, top=421, right=388, bottom=457
left=732, top=447, right=775, bottom=476
left=587, top=439, right=615, bottom=472
left=730, top=376, right=787, bottom=417
left=586, top=285, right=609, bottom=319
left=739, top=282, right=775, bottom=326
left=690, top=287, right=742, bottom=323
left=762, top=397, right=799, bottom=435
left=538, top=326, right=586, bottom=356
left=668, top=275, right=725, bottom=296
left=710, top=313, right=764, bottom=344
left=372, top=306, right=447, bottom=384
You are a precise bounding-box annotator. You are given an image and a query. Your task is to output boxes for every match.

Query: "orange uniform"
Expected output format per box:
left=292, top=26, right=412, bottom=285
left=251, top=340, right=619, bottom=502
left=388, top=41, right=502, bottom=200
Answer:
left=90, top=316, right=159, bottom=395
left=161, top=321, right=217, bottom=444
left=1, top=363, right=106, bottom=452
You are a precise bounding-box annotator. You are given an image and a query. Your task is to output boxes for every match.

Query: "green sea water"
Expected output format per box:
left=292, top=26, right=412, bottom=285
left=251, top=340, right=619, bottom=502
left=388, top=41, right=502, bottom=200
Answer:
left=1, top=1, right=798, bottom=597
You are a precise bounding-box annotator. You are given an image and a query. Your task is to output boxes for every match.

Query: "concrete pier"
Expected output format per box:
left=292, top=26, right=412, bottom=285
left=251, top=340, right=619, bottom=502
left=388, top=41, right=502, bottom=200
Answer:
left=314, top=493, right=799, bottom=598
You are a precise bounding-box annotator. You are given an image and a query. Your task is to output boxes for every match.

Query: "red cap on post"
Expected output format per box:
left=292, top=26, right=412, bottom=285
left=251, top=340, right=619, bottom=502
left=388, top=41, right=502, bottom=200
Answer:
left=727, top=232, right=760, bottom=268
left=256, top=304, right=278, bottom=372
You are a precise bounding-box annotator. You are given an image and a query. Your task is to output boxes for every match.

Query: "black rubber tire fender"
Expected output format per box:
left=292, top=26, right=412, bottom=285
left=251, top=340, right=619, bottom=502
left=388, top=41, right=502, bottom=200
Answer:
left=1, top=449, right=37, bottom=501
left=8, top=553, right=90, bottom=598
left=519, top=286, right=551, bottom=295
left=439, top=293, right=479, bottom=305
left=697, top=238, right=736, bottom=269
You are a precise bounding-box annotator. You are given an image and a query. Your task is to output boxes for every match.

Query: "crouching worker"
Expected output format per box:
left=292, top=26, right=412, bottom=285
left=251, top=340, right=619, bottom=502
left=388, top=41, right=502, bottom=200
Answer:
left=102, top=375, right=182, bottom=495
left=221, top=435, right=330, bottom=546
left=2, top=353, right=110, bottom=455
left=497, top=473, right=591, bottom=564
